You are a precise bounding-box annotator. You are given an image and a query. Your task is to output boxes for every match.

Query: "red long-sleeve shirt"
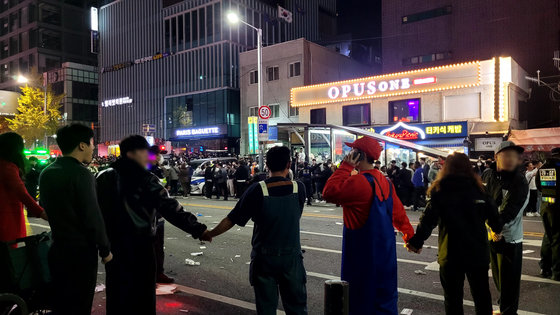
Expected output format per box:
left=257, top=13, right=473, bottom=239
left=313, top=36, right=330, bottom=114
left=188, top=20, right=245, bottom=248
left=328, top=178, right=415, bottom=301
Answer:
left=0, top=160, right=44, bottom=242
left=323, top=162, right=414, bottom=242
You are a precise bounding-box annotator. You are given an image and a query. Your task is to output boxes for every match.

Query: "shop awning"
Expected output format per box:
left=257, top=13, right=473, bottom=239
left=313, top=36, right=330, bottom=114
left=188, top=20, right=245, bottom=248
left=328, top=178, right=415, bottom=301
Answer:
left=508, top=128, right=560, bottom=152
left=415, top=138, right=465, bottom=148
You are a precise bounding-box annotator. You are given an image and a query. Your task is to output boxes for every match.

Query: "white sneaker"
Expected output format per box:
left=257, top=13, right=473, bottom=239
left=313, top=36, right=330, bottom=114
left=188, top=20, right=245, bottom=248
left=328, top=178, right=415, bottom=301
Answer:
left=320, top=200, right=326, bottom=204
left=526, top=213, right=534, bottom=217
left=534, top=212, right=541, bottom=217
left=203, top=196, right=208, bottom=200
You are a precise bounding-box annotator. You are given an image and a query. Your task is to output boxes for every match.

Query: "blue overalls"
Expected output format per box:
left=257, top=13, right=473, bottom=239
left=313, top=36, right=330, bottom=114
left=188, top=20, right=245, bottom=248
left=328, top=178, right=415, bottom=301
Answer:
left=342, top=173, right=398, bottom=315
left=249, top=180, right=307, bottom=315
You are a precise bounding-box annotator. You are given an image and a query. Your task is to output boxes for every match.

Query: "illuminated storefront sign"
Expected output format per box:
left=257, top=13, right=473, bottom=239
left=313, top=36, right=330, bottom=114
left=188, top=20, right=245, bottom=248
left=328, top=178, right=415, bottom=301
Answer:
left=102, top=97, right=133, bottom=107
left=101, top=52, right=174, bottom=73
left=365, top=121, right=468, bottom=140
left=291, top=61, right=481, bottom=107
left=176, top=126, right=221, bottom=137
left=248, top=117, right=259, bottom=154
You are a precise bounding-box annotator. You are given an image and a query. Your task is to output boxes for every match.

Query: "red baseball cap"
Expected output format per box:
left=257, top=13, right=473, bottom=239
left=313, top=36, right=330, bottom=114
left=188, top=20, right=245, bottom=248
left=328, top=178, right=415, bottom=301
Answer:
left=345, top=136, right=383, bottom=161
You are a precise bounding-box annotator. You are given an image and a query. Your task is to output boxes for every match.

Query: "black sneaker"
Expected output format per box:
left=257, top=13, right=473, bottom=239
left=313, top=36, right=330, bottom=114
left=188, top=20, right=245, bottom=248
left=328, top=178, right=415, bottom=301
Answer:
left=157, top=273, right=175, bottom=284
left=540, top=269, right=552, bottom=278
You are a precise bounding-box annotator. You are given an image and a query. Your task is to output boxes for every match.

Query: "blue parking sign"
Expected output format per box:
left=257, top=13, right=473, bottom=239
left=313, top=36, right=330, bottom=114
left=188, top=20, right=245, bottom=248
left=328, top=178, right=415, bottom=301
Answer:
left=259, top=124, right=268, bottom=133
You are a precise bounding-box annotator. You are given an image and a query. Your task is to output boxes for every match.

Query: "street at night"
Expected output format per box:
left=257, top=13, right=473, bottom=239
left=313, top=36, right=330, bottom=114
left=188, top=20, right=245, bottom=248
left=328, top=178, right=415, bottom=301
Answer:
left=26, top=197, right=558, bottom=315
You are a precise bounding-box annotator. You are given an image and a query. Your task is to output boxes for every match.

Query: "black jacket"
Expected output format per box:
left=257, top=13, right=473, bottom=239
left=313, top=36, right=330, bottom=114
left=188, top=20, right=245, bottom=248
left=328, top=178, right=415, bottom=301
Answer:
left=234, top=165, right=250, bottom=181
left=408, top=175, right=502, bottom=267
left=96, top=158, right=206, bottom=242
left=39, top=157, right=110, bottom=258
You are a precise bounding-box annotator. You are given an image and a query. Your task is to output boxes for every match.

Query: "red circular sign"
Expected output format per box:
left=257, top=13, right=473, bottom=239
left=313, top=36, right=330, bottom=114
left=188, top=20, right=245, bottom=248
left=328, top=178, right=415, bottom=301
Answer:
left=258, top=106, right=271, bottom=119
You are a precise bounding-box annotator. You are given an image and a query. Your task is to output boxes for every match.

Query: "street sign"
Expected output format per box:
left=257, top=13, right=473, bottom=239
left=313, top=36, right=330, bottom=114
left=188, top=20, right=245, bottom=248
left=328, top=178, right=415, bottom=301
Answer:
left=142, top=123, right=156, bottom=134
left=258, top=105, right=271, bottom=120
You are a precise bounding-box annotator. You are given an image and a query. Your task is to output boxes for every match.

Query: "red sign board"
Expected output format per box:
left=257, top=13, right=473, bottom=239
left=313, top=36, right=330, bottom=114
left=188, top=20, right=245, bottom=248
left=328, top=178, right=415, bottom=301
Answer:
left=385, top=130, right=420, bottom=140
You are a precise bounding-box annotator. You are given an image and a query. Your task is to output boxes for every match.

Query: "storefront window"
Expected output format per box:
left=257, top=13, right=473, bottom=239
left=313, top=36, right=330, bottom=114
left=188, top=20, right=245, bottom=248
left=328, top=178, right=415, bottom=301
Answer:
left=389, top=98, right=420, bottom=123
left=382, top=144, right=417, bottom=168
left=342, top=103, right=370, bottom=126
left=332, top=130, right=355, bottom=164
left=309, top=130, right=331, bottom=162
left=310, top=108, right=326, bottom=125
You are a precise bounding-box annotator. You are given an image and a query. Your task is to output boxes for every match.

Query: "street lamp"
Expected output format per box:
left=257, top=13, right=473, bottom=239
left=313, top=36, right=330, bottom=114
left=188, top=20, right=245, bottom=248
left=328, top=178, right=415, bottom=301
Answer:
left=226, top=11, right=265, bottom=172
left=17, top=74, right=49, bottom=147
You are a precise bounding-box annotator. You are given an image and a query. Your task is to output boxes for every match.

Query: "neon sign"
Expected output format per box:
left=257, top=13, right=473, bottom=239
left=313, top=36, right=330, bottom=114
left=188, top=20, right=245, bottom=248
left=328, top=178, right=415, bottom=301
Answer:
left=379, top=122, right=426, bottom=140
left=176, top=127, right=220, bottom=137
left=290, top=61, right=481, bottom=107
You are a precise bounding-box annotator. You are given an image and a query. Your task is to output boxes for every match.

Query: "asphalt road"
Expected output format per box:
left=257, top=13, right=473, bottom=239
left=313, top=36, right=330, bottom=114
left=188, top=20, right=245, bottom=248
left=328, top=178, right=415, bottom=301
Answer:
left=28, top=196, right=559, bottom=315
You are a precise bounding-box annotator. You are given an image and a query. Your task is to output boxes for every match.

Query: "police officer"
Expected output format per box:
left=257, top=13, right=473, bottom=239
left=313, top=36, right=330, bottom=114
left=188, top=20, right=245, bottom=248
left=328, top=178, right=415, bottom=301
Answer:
left=298, top=161, right=313, bottom=205
left=537, top=147, right=560, bottom=281
left=208, top=146, right=308, bottom=314
left=203, top=162, right=215, bottom=199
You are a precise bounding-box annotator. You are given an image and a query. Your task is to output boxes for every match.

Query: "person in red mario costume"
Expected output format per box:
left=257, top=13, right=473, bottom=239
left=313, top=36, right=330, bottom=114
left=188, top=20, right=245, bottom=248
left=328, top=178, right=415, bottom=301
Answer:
left=323, top=136, right=416, bottom=315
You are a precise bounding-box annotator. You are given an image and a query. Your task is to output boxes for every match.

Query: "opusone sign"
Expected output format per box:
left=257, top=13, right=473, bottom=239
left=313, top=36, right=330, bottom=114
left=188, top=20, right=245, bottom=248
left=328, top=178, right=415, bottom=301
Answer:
left=290, top=61, right=481, bottom=107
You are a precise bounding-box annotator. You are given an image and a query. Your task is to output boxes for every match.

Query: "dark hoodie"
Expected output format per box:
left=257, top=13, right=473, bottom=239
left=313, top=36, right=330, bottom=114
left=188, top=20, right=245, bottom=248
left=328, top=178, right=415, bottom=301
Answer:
left=408, top=175, right=502, bottom=267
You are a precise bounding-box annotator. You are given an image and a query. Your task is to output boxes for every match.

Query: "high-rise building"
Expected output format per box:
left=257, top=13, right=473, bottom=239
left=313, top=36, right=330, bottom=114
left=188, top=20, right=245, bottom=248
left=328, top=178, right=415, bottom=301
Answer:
left=382, top=0, right=560, bottom=76
left=0, top=0, right=98, bottom=90
left=98, top=0, right=337, bottom=153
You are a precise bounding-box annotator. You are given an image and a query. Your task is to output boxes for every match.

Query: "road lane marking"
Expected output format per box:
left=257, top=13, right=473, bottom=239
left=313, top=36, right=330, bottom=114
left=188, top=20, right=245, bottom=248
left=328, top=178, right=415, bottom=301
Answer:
left=174, top=284, right=286, bottom=314
left=183, top=202, right=544, bottom=237
left=301, top=245, right=430, bottom=266
left=306, top=272, right=545, bottom=315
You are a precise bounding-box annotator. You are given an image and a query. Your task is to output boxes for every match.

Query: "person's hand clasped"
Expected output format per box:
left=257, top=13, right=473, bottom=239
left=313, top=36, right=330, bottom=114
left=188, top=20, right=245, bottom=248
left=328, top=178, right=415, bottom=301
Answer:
left=406, top=243, right=422, bottom=254
left=492, top=233, right=503, bottom=242
left=102, top=252, right=113, bottom=264
left=200, top=230, right=213, bottom=243
left=39, top=211, right=48, bottom=221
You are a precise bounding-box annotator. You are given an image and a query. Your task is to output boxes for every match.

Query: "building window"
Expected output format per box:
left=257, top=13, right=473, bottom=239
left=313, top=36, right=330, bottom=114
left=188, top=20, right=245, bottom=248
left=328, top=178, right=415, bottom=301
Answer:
left=289, top=106, right=299, bottom=117
left=268, top=104, right=280, bottom=118
left=310, top=108, right=326, bottom=125
left=267, top=66, right=279, bottom=81
left=402, top=6, right=452, bottom=24
left=389, top=98, right=420, bottom=123
left=403, top=51, right=452, bottom=66
left=249, top=106, right=258, bottom=117
left=289, top=61, right=301, bottom=77
left=249, top=70, right=258, bottom=84
left=342, top=104, right=370, bottom=127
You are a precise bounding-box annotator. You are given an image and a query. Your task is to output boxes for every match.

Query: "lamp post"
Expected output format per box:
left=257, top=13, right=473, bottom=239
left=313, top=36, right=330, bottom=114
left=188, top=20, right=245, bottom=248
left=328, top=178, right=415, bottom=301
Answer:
left=227, top=12, right=265, bottom=172
left=17, top=74, right=49, bottom=147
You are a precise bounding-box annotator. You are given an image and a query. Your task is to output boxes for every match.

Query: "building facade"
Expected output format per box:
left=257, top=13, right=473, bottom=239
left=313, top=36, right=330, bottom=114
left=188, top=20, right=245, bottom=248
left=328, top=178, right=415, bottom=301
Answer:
left=381, top=0, right=560, bottom=76
left=0, top=0, right=97, bottom=91
left=290, top=57, right=529, bottom=163
left=239, top=38, right=373, bottom=155
left=98, top=0, right=337, bottom=153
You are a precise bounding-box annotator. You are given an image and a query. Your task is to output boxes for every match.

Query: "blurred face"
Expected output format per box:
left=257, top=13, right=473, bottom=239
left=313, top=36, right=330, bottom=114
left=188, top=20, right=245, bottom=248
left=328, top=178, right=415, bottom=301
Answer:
left=527, top=163, right=534, bottom=171
left=79, top=138, right=95, bottom=164
left=495, top=149, right=521, bottom=172
left=148, top=152, right=159, bottom=165
left=127, top=149, right=149, bottom=168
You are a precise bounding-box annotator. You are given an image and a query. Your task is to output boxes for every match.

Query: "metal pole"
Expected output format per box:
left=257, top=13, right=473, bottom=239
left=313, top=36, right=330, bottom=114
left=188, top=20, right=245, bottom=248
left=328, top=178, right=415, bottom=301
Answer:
left=257, top=28, right=264, bottom=172
left=44, top=80, right=48, bottom=148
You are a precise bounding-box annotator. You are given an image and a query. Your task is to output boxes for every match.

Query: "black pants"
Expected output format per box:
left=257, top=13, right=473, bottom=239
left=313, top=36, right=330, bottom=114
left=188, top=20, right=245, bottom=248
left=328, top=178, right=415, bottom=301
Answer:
left=490, top=240, right=523, bottom=315
left=250, top=254, right=307, bottom=315
left=397, top=186, right=412, bottom=206
left=218, top=182, right=228, bottom=200
left=169, top=179, right=179, bottom=195
left=302, top=179, right=312, bottom=204
left=204, top=180, right=213, bottom=198
left=413, top=186, right=425, bottom=210
left=540, top=205, right=560, bottom=280
left=154, top=220, right=165, bottom=275
left=48, top=243, right=98, bottom=315
left=236, top=181, right=247, bottom=198
left=180, top=180, right=191, bottom=196
left=526, top=190, right=538, bottom=214
left=106, top=237, right=157, bottom=315
left=439, top=264, right=493, bottom=315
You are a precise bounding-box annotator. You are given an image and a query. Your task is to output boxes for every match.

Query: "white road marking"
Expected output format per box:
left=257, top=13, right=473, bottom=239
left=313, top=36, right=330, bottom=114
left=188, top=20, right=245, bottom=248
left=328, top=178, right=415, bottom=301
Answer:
left=301, top=245, right=557, bottom=285
left=174, top=284, right=286, bottom=314
left=307, top=271, right=546, bottom=315
left=28, top=223, right=50, bottom=229
left=301, top=245, right=430, bottom=266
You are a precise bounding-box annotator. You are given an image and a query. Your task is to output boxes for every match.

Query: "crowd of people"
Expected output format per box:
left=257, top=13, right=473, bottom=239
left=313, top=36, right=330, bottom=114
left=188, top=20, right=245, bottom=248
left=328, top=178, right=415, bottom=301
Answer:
left=0, top=124, right=559, bottom=315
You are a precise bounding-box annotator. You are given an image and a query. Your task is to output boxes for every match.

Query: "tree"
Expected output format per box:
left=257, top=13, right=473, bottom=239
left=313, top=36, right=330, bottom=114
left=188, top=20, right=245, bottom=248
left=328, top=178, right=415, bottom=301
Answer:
left=6, top=85, right=64, bottom=148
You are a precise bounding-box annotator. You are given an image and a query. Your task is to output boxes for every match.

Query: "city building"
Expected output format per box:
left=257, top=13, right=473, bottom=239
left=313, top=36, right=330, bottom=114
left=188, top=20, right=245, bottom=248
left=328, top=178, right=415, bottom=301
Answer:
left=289, top=57, right=529, bottom=163
left=98, top=0, right=337, bottom=153
left=0, top=0, right=98, bottom=91
left=0, top=89, right=20, bottom=133
left=47, top=62, right=99, bottom=132
left=239, top=38, right=373, bottom=155
left=381, top=0, right=560, bottom=76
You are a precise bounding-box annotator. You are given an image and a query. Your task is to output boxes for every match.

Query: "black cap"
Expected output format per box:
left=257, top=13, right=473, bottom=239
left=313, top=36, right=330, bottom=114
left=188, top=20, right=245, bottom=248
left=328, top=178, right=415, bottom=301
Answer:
left=119, top=135, right=150, bottom=156
left=551, top=147, right=560, bottom=156
left=148, top=145, right=161, bottom=155
left=495, top=141, right=524, bottom=155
